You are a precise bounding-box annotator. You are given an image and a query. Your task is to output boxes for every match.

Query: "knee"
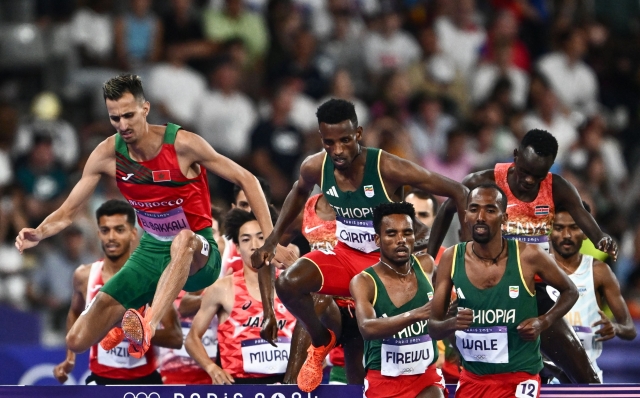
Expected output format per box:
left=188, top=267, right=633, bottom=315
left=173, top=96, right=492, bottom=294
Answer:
left=172, top=230, right=198, bottom=252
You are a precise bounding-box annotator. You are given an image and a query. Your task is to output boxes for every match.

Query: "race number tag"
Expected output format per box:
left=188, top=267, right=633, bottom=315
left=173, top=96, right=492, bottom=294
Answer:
left=97, top=341, right=147, bottom=368
left=380, top=334, right=434, bottom=376
left=241, top=337, right=291, bottom=374
left=137, top=207, right=191, bottom=239
left=515, top=379, right=539, bottom=398
left=456, top=326, right=509, bottom=363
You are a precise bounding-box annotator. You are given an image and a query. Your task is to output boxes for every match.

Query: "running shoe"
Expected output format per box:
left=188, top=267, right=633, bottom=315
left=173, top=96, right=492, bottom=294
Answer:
left=297, top=329, right=336, bottom=392
left=99, top=327, right=124, bottom=351
left=121, top=308, right=152, bottom=359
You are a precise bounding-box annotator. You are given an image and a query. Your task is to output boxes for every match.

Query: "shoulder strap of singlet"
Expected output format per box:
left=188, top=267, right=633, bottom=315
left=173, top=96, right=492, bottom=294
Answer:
left=164, top=123, right=181, bottom=144
left=115, top=133, right=129, bottom=158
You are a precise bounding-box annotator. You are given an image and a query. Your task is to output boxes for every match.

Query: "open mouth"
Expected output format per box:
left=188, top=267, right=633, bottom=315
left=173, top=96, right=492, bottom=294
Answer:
left=474, top=225, right=489, bottom=234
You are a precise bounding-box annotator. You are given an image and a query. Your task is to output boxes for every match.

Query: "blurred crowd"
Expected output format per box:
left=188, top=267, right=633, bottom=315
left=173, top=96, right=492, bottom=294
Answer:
left=1, top=0, right=640, bottom=345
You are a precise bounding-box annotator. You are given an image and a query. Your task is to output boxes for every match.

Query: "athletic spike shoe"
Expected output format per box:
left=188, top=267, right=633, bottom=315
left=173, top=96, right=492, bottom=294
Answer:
left=99, top=327, right=124, bottom=351
left=122, top=308, right=152, bottom=359
left=297, top=329, right=336, bottom=392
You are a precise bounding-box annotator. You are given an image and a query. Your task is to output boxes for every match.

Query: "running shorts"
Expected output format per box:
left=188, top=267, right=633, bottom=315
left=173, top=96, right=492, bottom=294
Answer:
left=456, top=369, right=541, bottom=398
left=304, top=242, right=379, bottom=296
left=102, top=227, right=221, bottom=309
left=364, top=365, right=447, bottom=398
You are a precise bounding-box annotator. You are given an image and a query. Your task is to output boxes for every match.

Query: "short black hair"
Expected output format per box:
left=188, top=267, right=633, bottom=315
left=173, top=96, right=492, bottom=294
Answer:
left=405, top=189, right=439, bottom=214
left=468, top=183, right=508, bottom=212
left=103, top=74, right=146, bottom=103
left=520, top=129, right=559, bottom=160
left=233, top=176, right=272, bottom=205
left=223, top=206, right=279, bottom=244
left=95, top=199, right=136, bottom=226
left=556, top=200, right=591, bottom=215
left=373, top=202, right=416, bottom=234
left=316, top=98, right=358, bottom=127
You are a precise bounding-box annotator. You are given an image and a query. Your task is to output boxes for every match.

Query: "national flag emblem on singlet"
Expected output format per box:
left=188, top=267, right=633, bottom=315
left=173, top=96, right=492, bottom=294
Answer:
left=534, top=205, right=550, bottom=216
left=364, top=185, right=374, bottom=198
left=509, top=286, right=519, bottom=298
left=153, top=170, right=171, bottom=182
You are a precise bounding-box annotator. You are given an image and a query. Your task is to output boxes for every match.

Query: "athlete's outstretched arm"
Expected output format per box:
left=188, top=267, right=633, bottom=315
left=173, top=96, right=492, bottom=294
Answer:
left=15, top=139, right=112, bottom=253
left=427, top=248, right=472, bottom=340
left=185, top=277, right=234, bottom=385
left=593, top=261, right=636, bottom=341
left=427, top=170, right=494, bottom=257
left=180, top=132, right=273, bottom=240
left=552, top=175, right=618, bottom=260
left=381, top=153, right=470, bottom=244
left=518, top=242, right=578, bottom=341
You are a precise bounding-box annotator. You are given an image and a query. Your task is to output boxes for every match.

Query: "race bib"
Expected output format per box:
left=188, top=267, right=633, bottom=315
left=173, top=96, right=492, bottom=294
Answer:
left=573, top=325, right=602, bottom=358
left=241, top=337, right=290, bottom=374
left=174, top=326, right=217, bottom=359
left=381, top=334, right=435, bottom=376
left=335, top=217, right=377, bottom=253
left=515, top=379, right=539, bottom=398
left=137, top=207, right=191, bottom=239
left=505, top=235, right=549, bottom=253
left=97, top=341, right=147, bottom=368
left=456, top=326, right=509, bottom=363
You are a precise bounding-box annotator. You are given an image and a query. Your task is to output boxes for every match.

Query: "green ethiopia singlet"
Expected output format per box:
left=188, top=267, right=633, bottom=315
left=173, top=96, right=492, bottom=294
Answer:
left=452, top=240, right=543, bottom=375
left=363, top=256, right=438, bottom=376
left=321, top=148, right=392, bottom=253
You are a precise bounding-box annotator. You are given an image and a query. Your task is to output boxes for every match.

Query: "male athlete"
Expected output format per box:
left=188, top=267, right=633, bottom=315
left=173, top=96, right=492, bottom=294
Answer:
left=186, top=208, right=296, bottom=384
left=430, top=184, right=578, bottom=398
left=549, top=202, right=636, bottom=381
left=53, top=200, right=182, bottom=385
left=428, top=129, right=615, bottom=383
left=15, top=74, right=274, bottom=359
left=351, top=202, right=446, bottom=398
left=252, top=98, right=468, bottom=392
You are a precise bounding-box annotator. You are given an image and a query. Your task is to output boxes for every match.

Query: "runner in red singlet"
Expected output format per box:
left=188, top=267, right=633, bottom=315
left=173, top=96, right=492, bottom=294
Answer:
left=53, top=200, right=182, bottom=385
left=186, top=208, right=296, bottom=384
left=428, top=129, right=617, bottom=383
left=16, top=74, right=275, bottom=359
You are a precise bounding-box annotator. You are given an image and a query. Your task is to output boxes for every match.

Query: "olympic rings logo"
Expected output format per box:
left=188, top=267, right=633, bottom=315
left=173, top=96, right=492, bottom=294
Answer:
left=473, top=355, right=487, bottom=360
left=123, top=393, right=161, bottom=398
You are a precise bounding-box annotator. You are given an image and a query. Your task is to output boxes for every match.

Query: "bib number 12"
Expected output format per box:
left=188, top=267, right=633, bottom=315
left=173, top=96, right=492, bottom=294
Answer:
left=515, top=380, right=539, bottom=398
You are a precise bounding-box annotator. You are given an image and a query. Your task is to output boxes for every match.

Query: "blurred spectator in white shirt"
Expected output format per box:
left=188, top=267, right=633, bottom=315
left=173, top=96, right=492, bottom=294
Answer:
left=472, top=43, right=529, bottom=109
left=537, top=27, right=599, bottom=119
left=407, top=93, right=456, bottom=160
left=195, top=56, right=257, bottom=160
left=434, top=0, right=486, bottom=80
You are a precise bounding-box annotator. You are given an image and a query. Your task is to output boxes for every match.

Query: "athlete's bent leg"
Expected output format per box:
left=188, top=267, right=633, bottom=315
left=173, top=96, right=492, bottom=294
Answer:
left=67, top=292, right=126, bottom=353
left=275, top=258, right=333, bottom=348
left=417, top=385, right=445, bottom=398
left=283, top=294, right=339, bottom=384
left=540, top=318, right=600, bottom=383
left=147, top=229, right=209, bottom=333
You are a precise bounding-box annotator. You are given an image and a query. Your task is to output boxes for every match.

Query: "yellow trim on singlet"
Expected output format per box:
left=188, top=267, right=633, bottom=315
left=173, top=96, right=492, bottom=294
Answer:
left=320, top=152, right=327, bottom=191
left=451, top=244, right=458, bottom=278
left=362, top=271, right=378, bottom=306
left=376, top=150, right=393, bottom=202
left=306, top=257, right=325, bottom=293
left=413, top=254, right=434, bottom=290
left=516, top=242, right=535, bottom=297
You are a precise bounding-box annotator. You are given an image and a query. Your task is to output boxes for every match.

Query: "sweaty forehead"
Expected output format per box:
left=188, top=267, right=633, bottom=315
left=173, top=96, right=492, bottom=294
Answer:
left=382, top=214, right=413, bottom=229
left=319, top=120, right=356, bottom=137
left=469, top=188, right=501, bottom=206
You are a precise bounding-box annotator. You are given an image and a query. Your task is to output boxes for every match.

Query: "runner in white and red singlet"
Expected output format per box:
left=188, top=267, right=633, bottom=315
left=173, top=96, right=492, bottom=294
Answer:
left=186, top=208, right=296, bottom=384
left=53, top=200, right=182, bottom=385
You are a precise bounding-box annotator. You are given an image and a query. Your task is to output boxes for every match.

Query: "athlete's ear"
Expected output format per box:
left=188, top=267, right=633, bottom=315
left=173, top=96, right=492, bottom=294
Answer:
left=374, top=234, right=380, bottom=248
left=501, top=211, right=508, bottom=225
left=143, top=101, right=150, bottom=117
left=355, top=125, right=363, bottom=141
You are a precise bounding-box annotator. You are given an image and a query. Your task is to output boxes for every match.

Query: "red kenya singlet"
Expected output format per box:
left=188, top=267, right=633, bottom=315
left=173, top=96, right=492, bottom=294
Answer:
left=115, top=123, right=212, bottom=240
left=302, top=194, right=337, bottom=251
left=494, top=163, right=554, bottom=250
left=217, top=269, right=296, bottom=378
left=87, top=261, right=157, bottom=379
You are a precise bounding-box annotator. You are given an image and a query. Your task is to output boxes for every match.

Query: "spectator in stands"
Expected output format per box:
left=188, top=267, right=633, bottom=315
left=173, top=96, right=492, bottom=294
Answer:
left=250, top=83, right=304, bottom=204
left=14, top=92, right=80, bottom=170
left=195, top=56, right=257, bottom=161
left=422, top=128, right=474, bottom=184
left=27, top=226, right=93, bottom=339
left=114, top=0, right=163, bottom=72
left=406, top=93, right=456, bottom=160
left=481, top=9, right=531, bottom=71
left=537, top=27, right=599, bottom=118
left=203, top=0, right=269, bottom=65
left=319, top=69, right=370, bottom=128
